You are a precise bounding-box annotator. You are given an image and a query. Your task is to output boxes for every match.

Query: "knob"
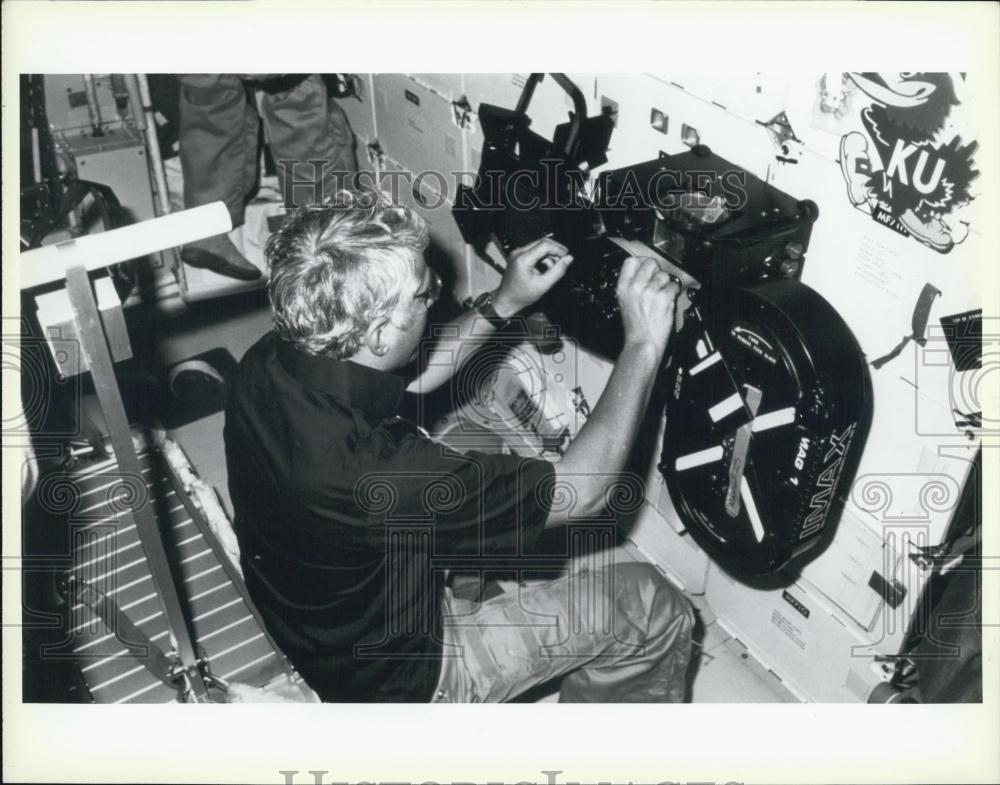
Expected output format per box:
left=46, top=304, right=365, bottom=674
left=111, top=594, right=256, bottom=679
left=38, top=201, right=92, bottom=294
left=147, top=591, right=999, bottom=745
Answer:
left=779, top=259, right=801, bottom=278
left=784, top=242, right=804, bottom=260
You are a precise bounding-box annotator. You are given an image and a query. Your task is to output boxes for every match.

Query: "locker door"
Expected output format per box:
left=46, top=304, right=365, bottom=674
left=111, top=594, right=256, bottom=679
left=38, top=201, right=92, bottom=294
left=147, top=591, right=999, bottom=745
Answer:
left=409, top=73, right=464, bottom=102
left=373, top=74, right=465, bottom=183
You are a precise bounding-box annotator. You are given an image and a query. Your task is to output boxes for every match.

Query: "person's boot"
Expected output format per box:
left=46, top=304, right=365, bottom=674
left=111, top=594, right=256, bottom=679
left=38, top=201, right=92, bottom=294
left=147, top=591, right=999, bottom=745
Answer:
left=180, top=234, right=262, bottom=281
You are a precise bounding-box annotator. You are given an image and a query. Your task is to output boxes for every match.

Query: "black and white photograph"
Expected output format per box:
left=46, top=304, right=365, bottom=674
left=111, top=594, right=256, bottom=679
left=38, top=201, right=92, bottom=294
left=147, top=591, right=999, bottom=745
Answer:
left=3, top=2, right=998, bottom=784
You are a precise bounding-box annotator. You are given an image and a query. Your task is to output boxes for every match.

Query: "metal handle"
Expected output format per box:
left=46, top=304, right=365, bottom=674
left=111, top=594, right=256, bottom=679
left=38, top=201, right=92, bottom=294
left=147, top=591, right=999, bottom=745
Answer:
left=514, top=73, right=586, bottom=158
left=19, top=202, right=231, bottom=290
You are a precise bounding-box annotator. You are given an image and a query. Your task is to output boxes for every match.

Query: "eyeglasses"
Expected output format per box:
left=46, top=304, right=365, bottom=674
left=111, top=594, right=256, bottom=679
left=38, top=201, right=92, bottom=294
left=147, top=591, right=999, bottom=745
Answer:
left=413, top=270, right=443, bottom=307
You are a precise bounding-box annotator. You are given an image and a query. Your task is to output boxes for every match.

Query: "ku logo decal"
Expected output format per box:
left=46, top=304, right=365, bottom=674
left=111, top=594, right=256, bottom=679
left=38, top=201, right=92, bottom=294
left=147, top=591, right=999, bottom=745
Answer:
left=839, top=73, right=978, bottom=253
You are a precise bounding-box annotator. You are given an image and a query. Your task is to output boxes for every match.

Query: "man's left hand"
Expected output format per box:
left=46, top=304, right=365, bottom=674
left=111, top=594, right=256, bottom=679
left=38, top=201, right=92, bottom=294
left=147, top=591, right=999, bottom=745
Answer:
left=493, top=237, right=574, bottom=317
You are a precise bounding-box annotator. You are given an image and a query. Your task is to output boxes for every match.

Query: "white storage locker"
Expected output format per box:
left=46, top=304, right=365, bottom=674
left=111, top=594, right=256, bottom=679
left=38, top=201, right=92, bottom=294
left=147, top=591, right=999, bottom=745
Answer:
left=373, top=74, right=465, bottom=186
left=653, top=75, right=778, bottom=182
left=590, top=73, right=691, bottom=170
left=628, top=478, right=712, bottom=595
left=655, top=73, right=793, bottom=126
left=796, top=508, right=901, bottom=633
left=408, top=73, right=464, bottom=102
left=463, top=73, right=532, bottom=116
left=704, top=562, right=894, bottom=702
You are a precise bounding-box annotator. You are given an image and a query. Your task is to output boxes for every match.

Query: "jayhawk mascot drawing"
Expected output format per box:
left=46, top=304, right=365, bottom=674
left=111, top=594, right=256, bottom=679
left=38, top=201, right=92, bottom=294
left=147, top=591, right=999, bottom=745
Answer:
left=839, top=73, right=978, bottom=253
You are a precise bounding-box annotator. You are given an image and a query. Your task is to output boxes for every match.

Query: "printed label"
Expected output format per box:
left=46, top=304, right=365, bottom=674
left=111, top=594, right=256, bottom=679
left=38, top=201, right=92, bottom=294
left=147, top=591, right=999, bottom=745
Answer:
left=799, top=422, right=857, bottom=540
left=771, top=609, right=807, bottom=653
left=791, top=436, right=811, bottom=486
left=782, top=589, right=811, bottom=619
left=731, top=324, right=778, bottom=365
left=940, top=308, right=982, bottom=371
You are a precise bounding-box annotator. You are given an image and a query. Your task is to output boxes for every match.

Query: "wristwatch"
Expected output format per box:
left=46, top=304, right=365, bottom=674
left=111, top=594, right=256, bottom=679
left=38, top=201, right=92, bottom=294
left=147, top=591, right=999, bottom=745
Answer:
left=471, top=290, right=512, bottom=331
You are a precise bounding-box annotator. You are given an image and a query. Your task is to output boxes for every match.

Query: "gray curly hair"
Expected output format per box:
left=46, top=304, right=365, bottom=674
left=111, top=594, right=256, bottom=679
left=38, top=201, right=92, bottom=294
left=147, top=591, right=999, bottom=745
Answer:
left=266, top=190, right=429, bottom=359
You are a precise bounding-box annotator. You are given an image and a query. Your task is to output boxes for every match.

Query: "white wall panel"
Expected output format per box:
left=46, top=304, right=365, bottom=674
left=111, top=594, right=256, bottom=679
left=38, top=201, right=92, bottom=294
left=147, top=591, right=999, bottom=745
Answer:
left=705, top=562, right=895, bottom=703
left=373, top=74, right=465, bottom=183
left=655, top=73, right=792, bottom=126
left=408, top=73, right=464, bottom=102
left=597, top=75, right=777, bottom=182
left=337, top=73, right=377, bottom=149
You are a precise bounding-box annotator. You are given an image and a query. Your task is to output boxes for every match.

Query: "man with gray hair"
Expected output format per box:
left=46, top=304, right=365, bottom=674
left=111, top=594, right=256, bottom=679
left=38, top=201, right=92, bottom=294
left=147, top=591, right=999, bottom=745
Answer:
left=224, top=190, right=693, bottom=702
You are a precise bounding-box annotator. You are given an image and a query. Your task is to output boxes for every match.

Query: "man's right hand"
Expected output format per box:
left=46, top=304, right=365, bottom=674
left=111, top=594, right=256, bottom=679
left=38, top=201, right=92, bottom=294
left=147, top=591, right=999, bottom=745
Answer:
left=616, top=256, right=680, bottom=354
left=493, top=237, right=574, bottom=317
left=550, top=255, right=681, bottom=525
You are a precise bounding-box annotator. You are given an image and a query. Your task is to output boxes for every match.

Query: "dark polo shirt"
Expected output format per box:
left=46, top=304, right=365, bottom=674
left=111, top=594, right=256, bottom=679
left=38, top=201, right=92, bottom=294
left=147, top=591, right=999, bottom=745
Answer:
left=223, top=332, right=555, bottom=701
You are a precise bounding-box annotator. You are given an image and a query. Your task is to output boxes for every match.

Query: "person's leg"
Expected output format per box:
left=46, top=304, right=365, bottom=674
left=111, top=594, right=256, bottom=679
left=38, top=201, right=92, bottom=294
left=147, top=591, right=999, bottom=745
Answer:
left=177, top=74, right=261, bottom=280
left=258, top=75, right=358, bottom=210
left=432, top=562, right=694, bottom=703
left=178, top=74, right=259, bottom=222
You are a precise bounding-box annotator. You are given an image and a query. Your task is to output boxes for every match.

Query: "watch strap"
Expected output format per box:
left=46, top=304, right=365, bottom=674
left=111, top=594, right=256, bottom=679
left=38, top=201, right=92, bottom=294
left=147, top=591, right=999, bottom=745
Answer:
left=472, top=291, right=512, bottom=331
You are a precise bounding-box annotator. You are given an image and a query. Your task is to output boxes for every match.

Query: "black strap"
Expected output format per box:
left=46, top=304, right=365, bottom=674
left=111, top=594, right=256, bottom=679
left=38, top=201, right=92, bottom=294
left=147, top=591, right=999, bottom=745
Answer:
left=26, top=178, right=123, bottom=249
left=75, top=579, right=178, bottom=689
left=26, top=178, right=137, bottom=300
left=871, top=282, right=942, bottom=369
left=63, top=260, right=210, bottom=701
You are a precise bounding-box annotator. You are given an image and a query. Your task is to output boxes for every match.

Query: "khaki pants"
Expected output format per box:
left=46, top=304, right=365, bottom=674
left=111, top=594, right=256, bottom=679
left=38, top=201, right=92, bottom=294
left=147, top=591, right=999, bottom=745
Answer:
left=178, top=74, right=357, bottom=226
left=433, top=562, right=694, bottom=703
